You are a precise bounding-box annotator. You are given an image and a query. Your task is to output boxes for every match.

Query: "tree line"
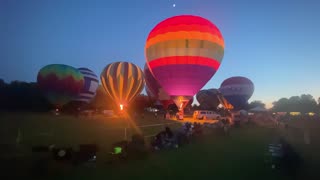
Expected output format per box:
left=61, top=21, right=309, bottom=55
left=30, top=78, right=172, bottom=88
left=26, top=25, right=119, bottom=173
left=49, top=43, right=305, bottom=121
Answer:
left=0, top=79, right=153, bottom=113
left=242, top=95, right=319, bottom=113
left=0, top=79, right=319, bottom=113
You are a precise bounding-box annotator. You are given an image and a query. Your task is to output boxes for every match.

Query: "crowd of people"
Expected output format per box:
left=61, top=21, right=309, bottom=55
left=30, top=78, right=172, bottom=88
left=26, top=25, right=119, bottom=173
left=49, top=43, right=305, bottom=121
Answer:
left=29, top=111, right=307, bottom=178
left=108, top=119, right=232, bottom=164
left=151, top=122, right=199, bottom=150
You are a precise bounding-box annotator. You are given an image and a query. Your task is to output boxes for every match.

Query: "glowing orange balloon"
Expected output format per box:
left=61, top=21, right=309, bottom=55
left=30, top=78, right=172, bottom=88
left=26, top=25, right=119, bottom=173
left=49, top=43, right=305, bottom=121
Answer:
left=100, top=62, right=144, bottom=108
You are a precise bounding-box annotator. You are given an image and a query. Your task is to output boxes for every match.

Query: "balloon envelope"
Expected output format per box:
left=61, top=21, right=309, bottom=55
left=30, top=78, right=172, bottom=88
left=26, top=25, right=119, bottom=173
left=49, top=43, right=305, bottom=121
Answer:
left=219, top=76, right=254, bottom=110
left=145, top=15, right=224, bottom=104
left=100, top=62, right=144, bottom=108
left=144, top=64, right=173, bottom=108
left=196, top=89, right=220, bottom=110
left=37, top=64, right=84, bottom=107
left=145, top=85, right=156, bottom=101
left=143, top=64, right=161, bottom=100
left=74, top=68, right=99, bottom=103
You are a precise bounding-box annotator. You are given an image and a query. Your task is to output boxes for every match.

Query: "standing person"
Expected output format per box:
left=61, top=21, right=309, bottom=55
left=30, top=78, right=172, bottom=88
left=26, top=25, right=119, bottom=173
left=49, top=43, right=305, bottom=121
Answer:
left=154, top=112, right=158, bottom=119
left=165, top=112, right=170, bottom=119
left=152, top=131, right=166, bottom=150
left=164, top=126, right=178, bottom=149
left=179, top=112, right=183, bottom=120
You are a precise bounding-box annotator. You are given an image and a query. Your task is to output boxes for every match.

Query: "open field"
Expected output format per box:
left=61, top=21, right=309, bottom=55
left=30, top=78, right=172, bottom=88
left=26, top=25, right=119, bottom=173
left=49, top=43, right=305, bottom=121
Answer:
left=0, top=112, right=182, bottom=147
left=1, top=112, right=320, bottom=179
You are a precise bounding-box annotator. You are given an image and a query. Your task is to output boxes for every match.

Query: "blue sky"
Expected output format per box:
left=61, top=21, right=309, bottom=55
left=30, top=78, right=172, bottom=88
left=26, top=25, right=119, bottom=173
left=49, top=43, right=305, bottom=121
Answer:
left=1, top=0, right=320, bottom=107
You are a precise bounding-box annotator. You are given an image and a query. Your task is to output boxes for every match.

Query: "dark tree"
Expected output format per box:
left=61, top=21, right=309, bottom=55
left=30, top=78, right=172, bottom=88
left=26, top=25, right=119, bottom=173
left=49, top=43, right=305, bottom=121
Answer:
left=272, top=98, right=289, bottom=112
left=272, top=94, right=318, bottom=113
left=0, top=80, right=51, bottom=111
left=88, top=85, right=113, bottom=111
left=248, top=100, right=266, bottom=109
left=129, top=94, right=150, bottom=114
left=299, top=94, right=318, bottom=113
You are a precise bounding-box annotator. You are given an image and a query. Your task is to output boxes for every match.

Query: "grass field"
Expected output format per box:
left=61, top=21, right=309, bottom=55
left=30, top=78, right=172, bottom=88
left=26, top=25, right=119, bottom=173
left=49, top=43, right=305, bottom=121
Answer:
left=1, top=112, right=320, bottom=179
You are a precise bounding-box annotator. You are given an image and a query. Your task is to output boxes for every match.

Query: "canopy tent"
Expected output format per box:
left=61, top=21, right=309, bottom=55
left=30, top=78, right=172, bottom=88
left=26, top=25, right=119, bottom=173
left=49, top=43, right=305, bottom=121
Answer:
left=249, top=106, right=268, bottom=113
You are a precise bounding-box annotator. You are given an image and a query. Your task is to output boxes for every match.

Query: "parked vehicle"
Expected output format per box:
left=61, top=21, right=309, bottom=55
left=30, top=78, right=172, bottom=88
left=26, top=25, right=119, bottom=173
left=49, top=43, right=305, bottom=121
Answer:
left=193, top=110, right=221, bottom=120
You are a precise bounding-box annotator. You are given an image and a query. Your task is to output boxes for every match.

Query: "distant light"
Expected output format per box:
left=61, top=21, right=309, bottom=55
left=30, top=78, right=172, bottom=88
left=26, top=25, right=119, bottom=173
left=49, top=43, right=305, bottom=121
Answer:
left=55, top=108, right=60, bottom=115
left=58, top=150, right=66, bottom=157
left=173, top=4, right=176, bottom=7
left=120, top=104, right=123, bottom=111
left=289, top=112, right=301, bottom=116
left=307, top=112, right=315, bottom=116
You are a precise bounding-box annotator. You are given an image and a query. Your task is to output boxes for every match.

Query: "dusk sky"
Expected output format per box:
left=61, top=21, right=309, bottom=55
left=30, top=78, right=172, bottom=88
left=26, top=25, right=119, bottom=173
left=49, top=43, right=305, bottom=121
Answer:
left=1, top=0, right=320, bottom=108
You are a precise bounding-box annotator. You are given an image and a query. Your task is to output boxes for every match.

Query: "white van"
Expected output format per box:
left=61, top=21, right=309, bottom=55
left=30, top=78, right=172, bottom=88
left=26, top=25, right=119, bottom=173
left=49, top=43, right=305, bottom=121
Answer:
left=193, top=110, right=221, bottom=120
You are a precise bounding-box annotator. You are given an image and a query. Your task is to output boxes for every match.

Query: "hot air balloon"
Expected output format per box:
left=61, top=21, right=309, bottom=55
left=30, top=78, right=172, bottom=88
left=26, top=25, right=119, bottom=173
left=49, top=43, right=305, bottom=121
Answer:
left=196, top=89, right=220, bottom=110
left=100, top=62, right=144, bottom=110
left=144, top=64, right=159, bottom=100
left=219, top=76, right=254, bottom=110
left=37, top=64, right=84, bottom=108
left=73, top=68, right=99, bottom=103
left=145, top=15, right=224, bottom=112
left=143, top=64, right=173, bottom=109
left=186, top=96, right=194, bottom=107
left=145, top=85, right=156, bottom=101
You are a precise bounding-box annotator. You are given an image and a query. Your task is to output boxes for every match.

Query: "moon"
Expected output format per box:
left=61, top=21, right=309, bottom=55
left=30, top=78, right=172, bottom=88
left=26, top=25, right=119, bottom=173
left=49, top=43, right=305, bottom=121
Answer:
left=173, top=4, right=176, bottom=7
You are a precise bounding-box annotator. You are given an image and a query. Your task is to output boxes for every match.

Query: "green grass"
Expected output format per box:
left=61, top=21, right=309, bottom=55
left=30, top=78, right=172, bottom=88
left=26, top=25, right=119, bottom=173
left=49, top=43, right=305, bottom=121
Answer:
left=52, top=127, right=283, bottom=180
left=0, top=112, right=181, bottom=148
left=1, top=112, right=320, bottom=179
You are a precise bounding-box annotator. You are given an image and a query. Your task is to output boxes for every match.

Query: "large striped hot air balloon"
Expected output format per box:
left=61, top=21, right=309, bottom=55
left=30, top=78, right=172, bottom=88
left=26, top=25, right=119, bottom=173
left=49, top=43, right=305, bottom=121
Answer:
left=74, top=68, right=99, bottom=103
left=37, top=64, right=84, bottom=108
left=219, top=76, right=254, bottom=110
left=100, top=62, right=144, bottom=109
left=145, top=15, right=224, bottom=110
left=143, top=64, right=173, bottom=109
